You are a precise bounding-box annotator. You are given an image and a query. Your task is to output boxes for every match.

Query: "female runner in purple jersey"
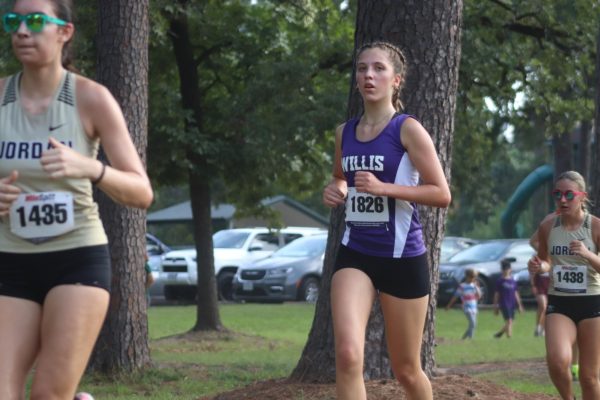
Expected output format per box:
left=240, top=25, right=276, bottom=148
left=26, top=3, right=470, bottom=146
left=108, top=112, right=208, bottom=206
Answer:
left=323, top=41, right=450, bottom=400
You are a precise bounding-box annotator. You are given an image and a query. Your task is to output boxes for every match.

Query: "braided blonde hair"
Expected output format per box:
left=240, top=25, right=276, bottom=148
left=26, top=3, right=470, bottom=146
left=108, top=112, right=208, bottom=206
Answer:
left=356, top=41, right=407, bottom=112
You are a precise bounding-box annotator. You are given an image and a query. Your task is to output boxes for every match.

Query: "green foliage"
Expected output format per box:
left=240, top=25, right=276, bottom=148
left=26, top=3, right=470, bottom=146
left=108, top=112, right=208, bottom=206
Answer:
left=448, top=0, right=599, bottom=238
left=147, top=0, right=353, bottom=216
left=2, top=0, right=596, bottom=240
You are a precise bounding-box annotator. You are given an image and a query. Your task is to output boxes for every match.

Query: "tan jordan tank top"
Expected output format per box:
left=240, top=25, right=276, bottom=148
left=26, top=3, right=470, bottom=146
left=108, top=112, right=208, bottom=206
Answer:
left=548, top=213, right=600, bottom=296
left=0, top=71, right=107, bottom=253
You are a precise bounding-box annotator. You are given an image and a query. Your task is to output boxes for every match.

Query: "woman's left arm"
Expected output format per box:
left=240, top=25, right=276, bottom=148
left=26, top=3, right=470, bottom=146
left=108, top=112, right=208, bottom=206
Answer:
left=79, top=79, right=153, bottom=209
left=572, top=216, right=600, bottom=273
left=387, top=117, right=451, bottom=207
left=353, top=118, right=450, bottom=207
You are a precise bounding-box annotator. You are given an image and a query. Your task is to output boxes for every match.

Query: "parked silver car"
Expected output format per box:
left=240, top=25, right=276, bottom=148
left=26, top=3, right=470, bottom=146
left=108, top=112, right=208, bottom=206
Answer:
left=440, top=236, right=479, bottom=262
left=232, top=233, right=327, bottom=303
left=438, top=239, right=535, bottom=305
left=146, top=233, right=171, bottom=303
left=161, top=227, right=326, bottom=301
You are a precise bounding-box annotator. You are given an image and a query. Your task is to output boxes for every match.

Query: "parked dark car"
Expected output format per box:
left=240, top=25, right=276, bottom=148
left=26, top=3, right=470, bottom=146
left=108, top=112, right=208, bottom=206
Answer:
left=514, top=268, right=538, bottom=304
left=440, top=236, right=479, bottom=262
left=438, top=239, right=535, bottom=305
left=232, top=233, right=327, bottom=303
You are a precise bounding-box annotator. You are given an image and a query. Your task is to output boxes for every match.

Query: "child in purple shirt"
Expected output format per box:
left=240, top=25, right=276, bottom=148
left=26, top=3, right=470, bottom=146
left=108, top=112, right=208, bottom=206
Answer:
left=493, top=258, right=524, bottom=338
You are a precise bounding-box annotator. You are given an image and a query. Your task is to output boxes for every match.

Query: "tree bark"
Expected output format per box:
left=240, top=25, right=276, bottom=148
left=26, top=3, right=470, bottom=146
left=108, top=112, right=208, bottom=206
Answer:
left=591, top=25, right=600, bottom=217
left=89, top=0, right=151, bottom=373
left=552, top=131, right=573, bottom=177
left=578, top=120, right=591, bottom=183
left=291, top=0, right=463, bottom=382
left=167, top=2, right=223, bottom=331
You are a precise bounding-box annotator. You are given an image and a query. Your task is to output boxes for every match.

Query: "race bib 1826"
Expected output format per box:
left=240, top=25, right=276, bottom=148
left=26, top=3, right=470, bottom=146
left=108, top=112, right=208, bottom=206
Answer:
left=345, top=187, right=389, bottom=224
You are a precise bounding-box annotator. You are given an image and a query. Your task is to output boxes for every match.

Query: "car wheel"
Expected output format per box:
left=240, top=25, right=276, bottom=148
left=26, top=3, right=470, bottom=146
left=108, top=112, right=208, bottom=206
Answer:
left=299, top=277, right=320, bottom=303
left=477, top=276, right=491, bottom=304
left=183, top=286, right=198, bottom=302
left=218, top=271, right=236, bottom=301
left=164, top=285, right=177, bottom=301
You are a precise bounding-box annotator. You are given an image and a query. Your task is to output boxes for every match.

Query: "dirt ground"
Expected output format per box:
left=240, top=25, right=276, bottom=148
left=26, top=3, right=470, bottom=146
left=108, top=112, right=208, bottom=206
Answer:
left=199, top=360, right=559, bottom=400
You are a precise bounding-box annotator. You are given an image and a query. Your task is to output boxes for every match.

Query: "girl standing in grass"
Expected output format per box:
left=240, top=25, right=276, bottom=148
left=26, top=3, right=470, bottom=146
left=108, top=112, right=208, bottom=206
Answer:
left=446, top=268, right=481, bottom=339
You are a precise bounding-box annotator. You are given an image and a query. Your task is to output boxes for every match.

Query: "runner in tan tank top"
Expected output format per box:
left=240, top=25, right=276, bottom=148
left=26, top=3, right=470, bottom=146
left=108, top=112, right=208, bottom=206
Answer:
left=0, top=1, right=153, bottom=398
left=528, top=171, right=600, bottom=400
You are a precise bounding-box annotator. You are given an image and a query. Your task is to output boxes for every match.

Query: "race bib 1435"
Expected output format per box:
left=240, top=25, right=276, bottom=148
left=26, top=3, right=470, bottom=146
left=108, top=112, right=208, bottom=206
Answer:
left=10, top=192, right=75, bottom=242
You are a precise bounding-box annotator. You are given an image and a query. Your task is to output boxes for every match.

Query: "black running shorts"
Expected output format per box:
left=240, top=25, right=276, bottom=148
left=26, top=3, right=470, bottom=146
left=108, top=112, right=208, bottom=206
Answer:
left=334, top=244, right=430, bottom=299
left=546, top=294, right=600, bottom=324
left=0, top=245, right=111, bottom=304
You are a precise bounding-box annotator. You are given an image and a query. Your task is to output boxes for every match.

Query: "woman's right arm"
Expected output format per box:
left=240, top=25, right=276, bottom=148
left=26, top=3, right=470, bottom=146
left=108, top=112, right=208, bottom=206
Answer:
left=528, top=219, right=552, bottom=274
left=0, top=78, right=22, bottom=216
left=322, top=124, right=347, bottom=208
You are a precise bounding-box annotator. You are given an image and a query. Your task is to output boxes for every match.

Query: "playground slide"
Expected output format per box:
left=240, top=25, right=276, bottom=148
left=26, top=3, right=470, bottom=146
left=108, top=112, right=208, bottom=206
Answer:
left=500, top=164, right=554, bottom=238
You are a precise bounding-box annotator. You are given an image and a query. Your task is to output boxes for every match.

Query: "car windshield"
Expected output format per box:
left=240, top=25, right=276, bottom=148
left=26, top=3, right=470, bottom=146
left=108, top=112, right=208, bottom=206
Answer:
left=440, top=240, right=459, bottom=261
left=273, top=236, right=327, bottom=258
left=213, top=230, right=251, bottom=249
left=448, top=241, right=509, bottom=263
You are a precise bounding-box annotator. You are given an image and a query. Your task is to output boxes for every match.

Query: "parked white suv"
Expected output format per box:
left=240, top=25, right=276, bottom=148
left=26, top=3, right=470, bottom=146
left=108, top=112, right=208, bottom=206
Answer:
left=160, top=227, right=326, bottom=301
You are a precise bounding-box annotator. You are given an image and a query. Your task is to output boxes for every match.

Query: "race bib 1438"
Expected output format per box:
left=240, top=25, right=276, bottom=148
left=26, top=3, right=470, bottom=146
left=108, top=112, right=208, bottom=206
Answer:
left=552, top=264, right=587, bottom=294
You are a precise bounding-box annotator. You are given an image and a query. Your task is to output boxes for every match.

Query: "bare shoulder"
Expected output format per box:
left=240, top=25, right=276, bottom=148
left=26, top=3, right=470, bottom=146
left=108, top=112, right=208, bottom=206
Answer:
left=335, top=122, right=345, bottom=137
left=75, top=74, right=115, bottom=108
left=591, top=214, right=600, bottom=232
left=400, top=116, right=430, bottom=147
left=540, top=214, right=555, bottom=231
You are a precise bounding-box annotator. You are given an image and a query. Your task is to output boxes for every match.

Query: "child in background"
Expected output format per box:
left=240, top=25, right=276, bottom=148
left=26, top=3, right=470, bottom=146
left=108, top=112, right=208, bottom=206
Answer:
left=144, top=254, right=155, bottom=306
left=493, top=258, right=524, bottom=338
left=446, top=268, right=481, bottom=339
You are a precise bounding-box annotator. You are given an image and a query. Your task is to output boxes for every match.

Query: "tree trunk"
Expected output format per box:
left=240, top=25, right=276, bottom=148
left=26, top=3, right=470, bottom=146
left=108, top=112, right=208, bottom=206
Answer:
left=89, top=0, right=151, bottom=373
left=189, top=159, right=223, bottom=331
left=291, top=0, right=463, bottom=382
left=578, top=120, right=591, bottom=183
left=553, top=131, right=573, bottom=177
left=168, top=2, right=223, bottom=331
left=591, top=26, right=600, bottom=217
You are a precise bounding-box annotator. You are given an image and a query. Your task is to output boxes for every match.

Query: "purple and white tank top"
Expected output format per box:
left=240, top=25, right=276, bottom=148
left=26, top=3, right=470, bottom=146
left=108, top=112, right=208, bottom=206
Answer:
left=340, top=113, right=425, bottom=258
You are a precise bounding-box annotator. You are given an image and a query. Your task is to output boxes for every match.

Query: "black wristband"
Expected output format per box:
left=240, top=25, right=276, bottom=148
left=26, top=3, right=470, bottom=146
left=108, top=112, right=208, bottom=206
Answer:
left=91, top=163, right=106, bottom=185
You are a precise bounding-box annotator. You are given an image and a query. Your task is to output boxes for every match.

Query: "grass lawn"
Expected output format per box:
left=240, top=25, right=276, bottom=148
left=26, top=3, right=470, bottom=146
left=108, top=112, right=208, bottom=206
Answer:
left=76, top=303, right=571, bottom=399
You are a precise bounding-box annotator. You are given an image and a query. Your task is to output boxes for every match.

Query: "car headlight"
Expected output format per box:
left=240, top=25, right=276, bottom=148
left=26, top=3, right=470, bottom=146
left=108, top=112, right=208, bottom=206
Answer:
left=267, top=267, right=293, bottom=277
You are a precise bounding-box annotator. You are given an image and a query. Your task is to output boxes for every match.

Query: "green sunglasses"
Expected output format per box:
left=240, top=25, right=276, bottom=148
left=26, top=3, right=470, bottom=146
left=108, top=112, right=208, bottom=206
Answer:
left=3, top=12, right=67, bottom=34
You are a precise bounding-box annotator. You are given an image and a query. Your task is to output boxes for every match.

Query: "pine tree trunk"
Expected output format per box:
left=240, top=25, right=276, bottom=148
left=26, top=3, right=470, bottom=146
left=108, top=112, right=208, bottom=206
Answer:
left=553, top=131, right=573, bottom=176
left=291, top=0, right=463, bottom=382
left=89, top=0, right=151, bottom=373
left=591, top=26, right=600, bottom=217
left=578, top=120, right=591, bottom=183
